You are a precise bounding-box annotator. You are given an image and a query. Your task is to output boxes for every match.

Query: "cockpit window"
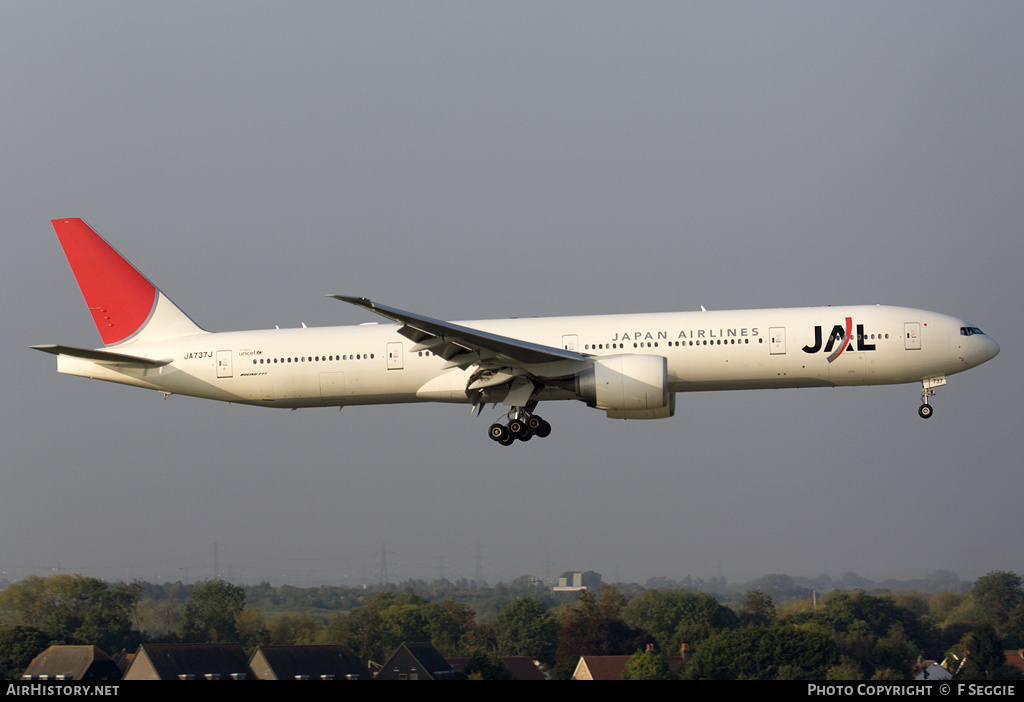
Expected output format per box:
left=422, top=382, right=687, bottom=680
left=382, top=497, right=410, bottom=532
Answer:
left=961, top=326, right=985, bottom=336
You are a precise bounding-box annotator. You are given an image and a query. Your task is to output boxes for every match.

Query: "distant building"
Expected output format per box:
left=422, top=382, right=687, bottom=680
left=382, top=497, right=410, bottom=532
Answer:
left=374, top=642, right=455, bottom=680
left=249, top=645, right=366, bottom=680
left=21, top=646, right=121, bottom=681
left=122, top=643, right=251, bottom=680
left=554, top=572, right=587, bottom=592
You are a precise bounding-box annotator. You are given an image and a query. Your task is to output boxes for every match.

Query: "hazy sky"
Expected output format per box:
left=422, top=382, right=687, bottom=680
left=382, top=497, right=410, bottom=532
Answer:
left=2, top=1, right=1021, bottom=588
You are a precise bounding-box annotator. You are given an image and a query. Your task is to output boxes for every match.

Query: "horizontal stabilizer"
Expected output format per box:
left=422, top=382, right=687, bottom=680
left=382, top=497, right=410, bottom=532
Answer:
left=30, top=344, right=171, bottom=367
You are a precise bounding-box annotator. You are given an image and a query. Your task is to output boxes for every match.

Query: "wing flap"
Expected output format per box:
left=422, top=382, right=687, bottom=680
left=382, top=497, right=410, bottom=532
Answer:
left=327, top=295, right=586, bottom=367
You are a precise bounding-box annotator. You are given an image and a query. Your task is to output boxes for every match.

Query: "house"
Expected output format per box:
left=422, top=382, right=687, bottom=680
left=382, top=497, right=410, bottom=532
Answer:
left=249, top=645, right=367, bottom=680
left=913, top=661, right=953, bottom=681
left=122, top=643, right=251, bottom=680
left=573, top=650, right=686, bottom=680
left=21, top=646, right=122, bottom=681
left=374, top=642, right=456, bottom=680
left=572, top=655, right=631, bottom=680
left=1006, top=649, right=1024, bottom=677
left=446, top=656, right=547, bottom=680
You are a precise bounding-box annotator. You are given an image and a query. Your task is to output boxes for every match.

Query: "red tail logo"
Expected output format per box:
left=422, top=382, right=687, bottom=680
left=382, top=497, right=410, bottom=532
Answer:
left=52, top=218, right=157, bottom=345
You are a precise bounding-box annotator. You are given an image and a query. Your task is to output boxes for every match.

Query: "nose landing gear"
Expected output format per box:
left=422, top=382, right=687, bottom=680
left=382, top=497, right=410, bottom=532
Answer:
left=918, top=376, right=946, bottom=419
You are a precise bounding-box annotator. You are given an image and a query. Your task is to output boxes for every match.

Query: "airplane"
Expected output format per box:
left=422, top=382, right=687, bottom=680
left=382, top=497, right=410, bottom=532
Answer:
left=33, top=218, right=1000, bottom=445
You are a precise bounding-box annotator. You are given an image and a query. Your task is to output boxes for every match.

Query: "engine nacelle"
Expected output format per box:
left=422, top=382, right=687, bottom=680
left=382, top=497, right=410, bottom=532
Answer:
left=576, top=354, right=673, bottom=419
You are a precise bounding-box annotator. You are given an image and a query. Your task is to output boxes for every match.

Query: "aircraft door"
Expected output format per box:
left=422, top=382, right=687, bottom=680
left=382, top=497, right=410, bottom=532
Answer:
left=216, top=350, right=233, bottom=378
left=904, top=322, right=921, bottom=350
left=562, top=335, right=579, bottom=352
left=769, top=327, right=786, bottom=355
left=387, top=342, right=404, bottom=370
left=319, top=372, right=346, bottom=399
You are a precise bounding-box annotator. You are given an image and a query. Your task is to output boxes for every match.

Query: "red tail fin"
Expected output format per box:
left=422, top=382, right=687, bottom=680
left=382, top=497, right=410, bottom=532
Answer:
left=51, top=218, right=204, bottom=345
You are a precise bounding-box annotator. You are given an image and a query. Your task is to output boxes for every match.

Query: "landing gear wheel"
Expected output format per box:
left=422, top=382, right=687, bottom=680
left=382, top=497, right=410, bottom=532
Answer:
left=488, top=423, right=510, bottom=442
left=918, top=404, right=933, bottom=419
left=508, top=418, right=530, bottom=441
left=529, top=416, right=551, bottom=438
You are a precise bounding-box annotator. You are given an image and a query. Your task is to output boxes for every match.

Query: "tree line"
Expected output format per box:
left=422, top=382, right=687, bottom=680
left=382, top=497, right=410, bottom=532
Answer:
left=1, top=570, right=1022, bottom=680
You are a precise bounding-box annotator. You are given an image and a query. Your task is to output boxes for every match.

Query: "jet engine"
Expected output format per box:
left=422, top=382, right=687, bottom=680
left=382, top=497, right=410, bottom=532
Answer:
left=575, top=354, right=674, bottom=419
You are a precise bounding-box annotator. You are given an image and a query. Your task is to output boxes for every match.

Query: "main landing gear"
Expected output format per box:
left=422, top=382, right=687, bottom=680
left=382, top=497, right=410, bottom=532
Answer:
left=488, top=409, right=551, bottom=445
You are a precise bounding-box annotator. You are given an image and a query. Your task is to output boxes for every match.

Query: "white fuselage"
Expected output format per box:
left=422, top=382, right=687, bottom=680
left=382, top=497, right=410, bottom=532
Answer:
left=54, top=304, right=999, bottom=410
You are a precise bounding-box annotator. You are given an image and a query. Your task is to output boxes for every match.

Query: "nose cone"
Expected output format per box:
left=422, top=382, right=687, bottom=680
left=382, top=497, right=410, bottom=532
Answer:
left=984, top=335, right=1000, bottom=362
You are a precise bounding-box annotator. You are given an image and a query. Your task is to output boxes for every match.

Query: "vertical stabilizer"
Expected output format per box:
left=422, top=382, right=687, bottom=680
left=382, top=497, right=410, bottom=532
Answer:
left=51, top=218, right=207, bottom=346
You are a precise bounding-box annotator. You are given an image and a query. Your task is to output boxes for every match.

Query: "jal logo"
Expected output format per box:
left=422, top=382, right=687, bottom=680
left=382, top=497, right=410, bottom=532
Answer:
left=802, top=317, right=876, bottom=363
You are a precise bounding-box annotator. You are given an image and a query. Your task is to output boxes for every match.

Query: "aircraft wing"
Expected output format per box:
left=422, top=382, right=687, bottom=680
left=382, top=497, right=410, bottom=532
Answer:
left=30, top=344, right=171, bottom=367
left=327, top=296, right=586, bottom=370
